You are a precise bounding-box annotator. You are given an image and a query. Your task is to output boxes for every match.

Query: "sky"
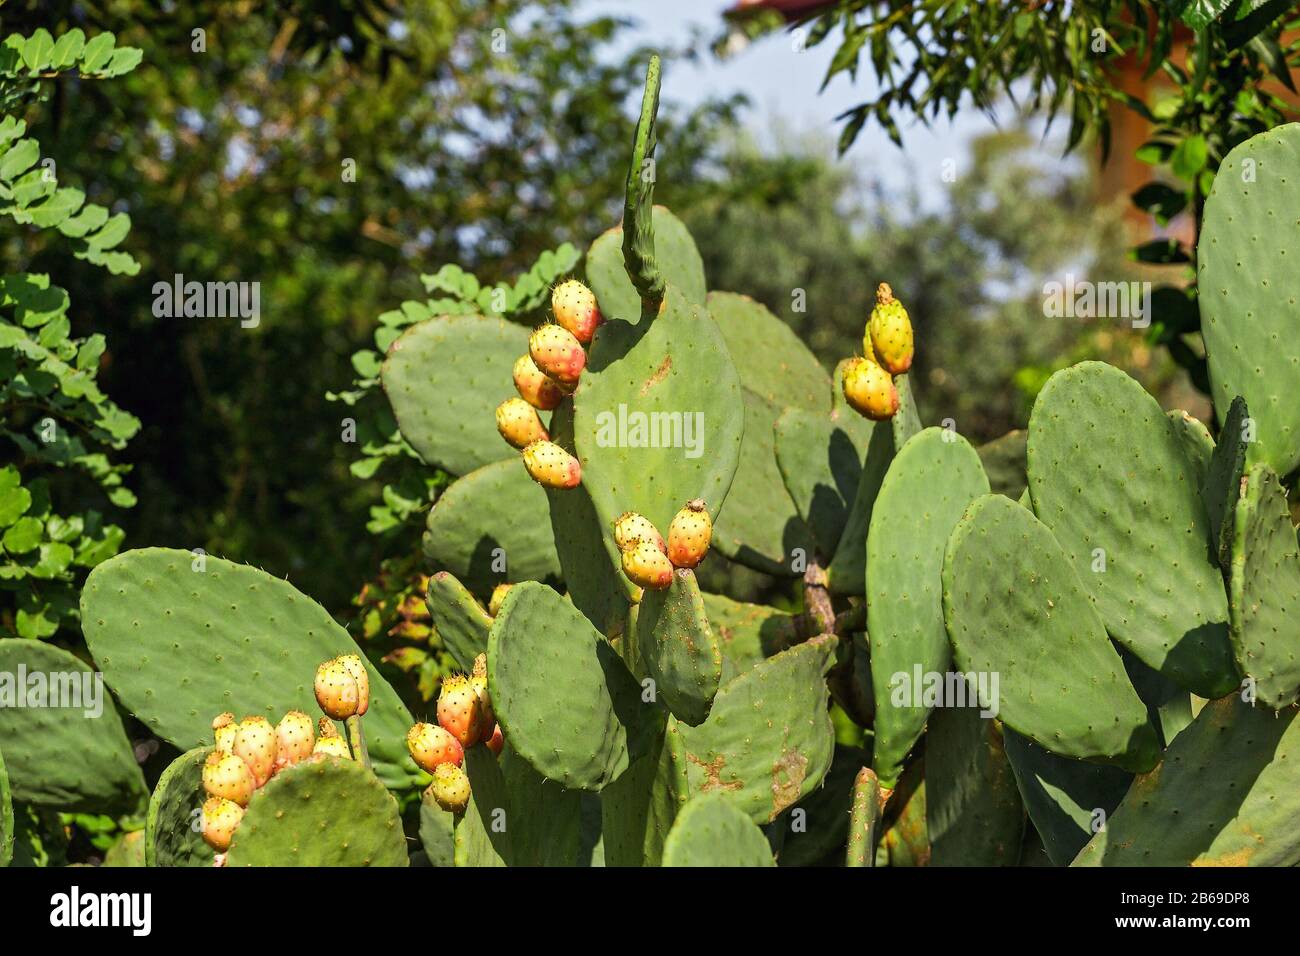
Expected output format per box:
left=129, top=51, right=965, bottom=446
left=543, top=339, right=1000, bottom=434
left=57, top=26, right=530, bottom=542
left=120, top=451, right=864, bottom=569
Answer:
left=590, top=0, right=1006, bottom=207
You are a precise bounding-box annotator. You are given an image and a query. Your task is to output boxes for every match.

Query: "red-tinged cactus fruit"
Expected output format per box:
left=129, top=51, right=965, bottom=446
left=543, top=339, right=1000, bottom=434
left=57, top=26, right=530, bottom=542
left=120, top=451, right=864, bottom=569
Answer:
left=312, top=735, right=352, bottom=760
left=521, top=439, right=582, bottom=489
left=437, top=674, right=484, bottom=748
left=528, top=324, right=586, bottom=390
left=496, top=397, right=549, bottom=449
left=406, top=721, right=464, bottom=772
left=232, top=716, right=278, bottom=788
left=867, top=282, right=913, bottom=375
left=427, top=763, right=472, bottom=813
left=336, top=653, right=370, bottom=716
left=513, top=354, right=565, bottom=411
left=621, top=537, right=673, bottom=590
left=613, top=511, right=666, bottom=554
left=842, top=357, right=899, bottom=421
left=470, top=653, right=494, bottom=736
left=488, top=583, right=512, bottom=617
left=212, top=712, right=237, bottom=752
left=275, top=710, right=315, bottom=769
left=551, top=279, right=603, bottom=344
left=201, top=797, right=244, bottom=852
left=667, top=498, right=712, bottom=569
left=314, top=657, right=360, bottom=720
left=485, top=722, right=504, bottom=756
left=202, top=749, right=255, bottom=806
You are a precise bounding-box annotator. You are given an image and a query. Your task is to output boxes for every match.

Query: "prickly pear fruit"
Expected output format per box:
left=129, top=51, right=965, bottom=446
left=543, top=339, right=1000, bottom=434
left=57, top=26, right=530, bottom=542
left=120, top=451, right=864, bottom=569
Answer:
left=484, top=723, right=504, bottom=756
left=496, top=397, right=549, bottom=449
left=613, top=511, right=666, bottom=554
left=621, top=537, right=673, bottom=590
left=232, top=716, right=278, bottom=788
left=212, top=712, right=237, bottom=752
left=312, top=735, right=352, bottom=760
left=867, top=282, right=913, bottom=374
left=667, top=498, right=712, bottom=569
left=437, top=674, right=484, bottom=747
left=528, top=324, right=586, bottom=390
left=201, top=796, right=244, bottom=852
left=842, top=357, right=899, bottom=421
left=513, top=354, right=565, bottom=411
left=407, top=722, right=464, bottom=772
left=470, top=653, right=494, bottom=737
left=317, top=716, right=339, bottom=738
left=521, top=439, right=581, bottom=489
left=335, top=653, right=370, bottom=717
left=427, top=763, right=471, bottom=813
left=551, top=279, right=603, bottom=344
left=202, top=749, right=255, bottom=806
left=315, top=657, right=360, bottom=720
left=275, top=710, right=315, bottom=769
left=488, top=583, right=512, bottom=617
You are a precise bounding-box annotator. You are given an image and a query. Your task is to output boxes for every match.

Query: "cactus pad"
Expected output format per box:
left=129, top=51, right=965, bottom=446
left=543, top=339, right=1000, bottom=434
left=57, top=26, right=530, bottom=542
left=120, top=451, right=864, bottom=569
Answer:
left=422, top=458, right=562, bottom=593
left=662, top=792, right=775, bottom=867
left=1204, top=395, right=1249, bottom=571
left=81, top=549, right=421, bottom=791
left=976, top=429, right=1028, bottom=499
left=1167, top=408, right=1215, bottom=483
left=826, top=424, right=895, bottom=594
left=925, top=708, right=1023, bottom=866
left=634, top=568, right=722, bottom=726
left=145, top=746, right=215, bottom=868
left=0, top=748, right=11, bottom=868
left=600, top=717, right=688, bottom=867
left=846, top=767, right=882, bottom=867
left=225, top=756, right=408, bottom=866
left=777, top=744, right=868, bottom=867
left=380, top=313, right=529, bottom=476
left=1027, top=362, right=1237, bottom=698
left=585, top=206, right=706, bottom=325
left=1199, top=123, right=1300, bottom=478
left=426, top=571, right=492, bottom=673
left=701, top=591, right=799, bottom=678
left=942, top=495, right=1160, bottom=772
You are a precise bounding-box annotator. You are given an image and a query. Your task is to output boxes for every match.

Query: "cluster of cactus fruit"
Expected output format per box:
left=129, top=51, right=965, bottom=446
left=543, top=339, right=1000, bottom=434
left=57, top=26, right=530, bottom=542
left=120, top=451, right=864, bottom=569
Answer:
left=6, top=56, right=1300, bottom=869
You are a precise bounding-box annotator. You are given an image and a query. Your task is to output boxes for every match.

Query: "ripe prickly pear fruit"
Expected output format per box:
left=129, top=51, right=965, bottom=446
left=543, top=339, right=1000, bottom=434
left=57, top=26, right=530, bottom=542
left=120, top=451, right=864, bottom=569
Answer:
left=521, top=439, right=581, bottom=489
left=335, top=653, right=370, bottom=717
left=470, top=653, right=494, bottom=737
left=437, top=674, right=484, bottom=747
left=513, top=354, right=565, bottom=411
left=315, top=657, right=360, bottom=720
left=495, top=397, right=549, bottom=450
left=202, top=749, right=255, bottom=806
left=621, top=537, right=673, bottom=590
left=667, top=498, right=712, bottom=569
left=407, top=722, right=464, bottom=773
left=233, top=716, right=278, bottom=788
left=212, top=712, right=238, bottom=752
left=551, top=279, right=603, bottom=344
left=427, top=763, right=471, bottom=813
left=485, top=723, right=504, bottom=756
left=867, top=282, right=913, bottom=375
left=488, top=583, right=512, bottom=617
left=613, top=511, right=666, bottom=554
left=201, top=797, right=244, bottom=852
left=275, top=710, right=315, bottom=769
left=312, top=735, right=352, bottom=760
left=528, top=324, right=586, bottom=390
left=842, top=357, right=899, bottom=421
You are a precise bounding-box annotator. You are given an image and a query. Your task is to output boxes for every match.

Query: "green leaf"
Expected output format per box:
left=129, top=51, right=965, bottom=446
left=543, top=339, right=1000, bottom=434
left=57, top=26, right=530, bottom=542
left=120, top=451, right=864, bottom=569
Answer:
left=2, top=516, right=42, bottom=553
left=1169, top=134, right=1209, bottom=180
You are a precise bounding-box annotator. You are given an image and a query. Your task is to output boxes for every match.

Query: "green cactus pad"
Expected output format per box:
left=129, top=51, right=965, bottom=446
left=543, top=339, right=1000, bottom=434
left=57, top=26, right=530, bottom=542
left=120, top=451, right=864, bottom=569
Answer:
left=707, top=291, right=830, bottom=411
left=418, top=797, right=455, bottom=867
left=103, top=830, right=146, bottom=867
left=422, top=458, right=561, bottom=593
left=846, top=766, right=882, bottom=867
left=976, top=429, right=1028, bottom=499
left=1167, top=409, right=1215, bottom=484
left=1200, top=123, right=1300, bottom=478
left=673, top=635, right=836, bottom=823
left=777, top=744, right=868, bottom=867
left=1027, top=362, right=1237, bottom=698
left=880, top=757, right=928, bottom=866
left=1228, top=463, right=1300, bottom=708
left=0, top=639, right=146, bottom=813
left=826, top=424, right=895, bottom=594
left=488, top=582, right=657, bottom=790
left=572, top=281, right=744, bottom=538
left=925, top=708, right=1023, bottom=866
left=145, top=746, right=215, bottom=868
left=700, top=591, right=800, bottom=677
left=426, top=571, right=492, bottom=673
left=662, top=792, right=775, bottom=867
left=225, top=756, right=408, bottom=866
left=1123, top=650, right=1195, bottom=747
left=634, top=568, right=722, bottom=726
left=892, top=372, right=923, bottom=445
left=600, top=715, right=688, bottom=867
left=81, top=548, right=421, bottom=791
left=942, top=495, right=1160, bottom=772
left=1073, top=695, right=1300, bottom=866
left=867, top=428, right=989, bottom=786
left=1204, top=395, right=1249, bottom=570
left=380, top=313, right=529, bottom=477
left=0, top=748, right=11, bottom=867
left=585, top=206, right=706, bottom=325
left=1001, top=728, right=1131, bottom=866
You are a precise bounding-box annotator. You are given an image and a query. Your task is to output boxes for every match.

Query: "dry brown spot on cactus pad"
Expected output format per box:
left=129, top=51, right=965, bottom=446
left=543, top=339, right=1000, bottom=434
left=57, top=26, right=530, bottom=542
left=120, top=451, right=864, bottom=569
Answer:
left=770, top=749, right=809, bottom=820
left=640, top=356, right=672, bottom=395
left=687, top=752, right=743, bottom=794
